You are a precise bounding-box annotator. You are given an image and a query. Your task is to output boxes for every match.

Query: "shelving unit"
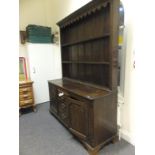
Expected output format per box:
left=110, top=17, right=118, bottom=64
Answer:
left=48, top=0, right=119, bottom=154
left=59, top=2, right=113, bottom=90
left=61, top=33, right=110, bottom=47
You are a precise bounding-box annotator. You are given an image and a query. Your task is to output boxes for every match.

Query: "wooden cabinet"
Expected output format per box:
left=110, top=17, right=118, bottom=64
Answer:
left=19, top=80, right=35, bottom=112
left=48, top=79, right=117, bottom=154
left=48, top=0, right=119, bottom=154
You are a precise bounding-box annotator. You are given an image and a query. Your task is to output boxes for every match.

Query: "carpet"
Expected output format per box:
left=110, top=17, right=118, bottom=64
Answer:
left=19, top=102, right=135, bottom=155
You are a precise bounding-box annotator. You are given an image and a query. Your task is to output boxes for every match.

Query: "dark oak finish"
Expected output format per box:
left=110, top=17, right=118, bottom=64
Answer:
left=48, top=79, right=117, bottom=153
left=48, top=0, right=119, bottom=154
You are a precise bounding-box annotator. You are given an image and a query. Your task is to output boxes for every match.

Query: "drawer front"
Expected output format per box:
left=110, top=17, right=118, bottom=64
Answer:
left=58, top=100, right=69, bottom=125
left=59, top=101, right=68, bottom=113
left=19, top=87, right=32, bottom=94
left=19, top=92, right=33, bottom=101
left=19, top=99, right=33, bottom=106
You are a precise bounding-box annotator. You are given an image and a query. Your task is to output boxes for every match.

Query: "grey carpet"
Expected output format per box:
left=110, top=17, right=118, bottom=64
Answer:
left=19, top=102, right=135, bottom=155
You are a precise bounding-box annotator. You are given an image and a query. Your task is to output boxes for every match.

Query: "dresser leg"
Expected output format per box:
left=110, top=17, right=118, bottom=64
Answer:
left=88, top=150, right=99, bottom=155
left=32, top=105, right=37, bottom=112
left=112, top=135, right=119, bottom=144
left=82, top=142, right=100, bottom=155
left=87, top=146, right=100, bottom=155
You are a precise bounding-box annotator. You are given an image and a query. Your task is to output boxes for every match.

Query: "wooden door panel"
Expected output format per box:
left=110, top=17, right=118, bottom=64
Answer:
left=67, top=97, right=88, bottom=139
left=58, top=100, right=69, bottom=126
left=48, top=84, right=58, bottom=113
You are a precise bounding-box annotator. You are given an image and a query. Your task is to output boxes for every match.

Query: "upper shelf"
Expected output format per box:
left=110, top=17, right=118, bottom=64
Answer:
left=61, top=33, right=110, bottom=47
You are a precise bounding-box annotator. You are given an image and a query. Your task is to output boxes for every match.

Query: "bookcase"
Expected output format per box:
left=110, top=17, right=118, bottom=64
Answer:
left=61, top=2, right=111, bottom=88
left=48, top=0, right=119, bottom=154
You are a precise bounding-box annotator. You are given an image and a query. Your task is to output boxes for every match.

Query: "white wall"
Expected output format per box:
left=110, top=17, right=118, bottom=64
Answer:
left=19, top=0, right=62, bottom=78
left=19, top=0, right=49, bottom=78
left=19, top=0, right=49, bottom=30
left=119, top=0, right=135, bottom=145
left=135, top=1, right=155, bottom=153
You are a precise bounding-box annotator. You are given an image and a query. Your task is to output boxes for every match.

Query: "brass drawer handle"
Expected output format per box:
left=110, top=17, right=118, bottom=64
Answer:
left=23, top=94, right=29, bottom=98
left=20, top=99, right=33, bottom=105
left=21, top=88, right=30, bottom=92
left=25, top=100, right=32, bottom=104
left=58, top=92, right=64, bottom=97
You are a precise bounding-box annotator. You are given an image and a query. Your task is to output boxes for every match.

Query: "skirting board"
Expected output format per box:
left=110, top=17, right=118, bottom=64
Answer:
left=35, top=101, right=50, bottom=105
left=121, top=129, right=135, bottom=146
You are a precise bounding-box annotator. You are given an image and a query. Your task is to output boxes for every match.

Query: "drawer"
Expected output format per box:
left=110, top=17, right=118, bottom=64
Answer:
left=59, top=102, right=67, bottom=113
left=66, top=96, right=84, bottom=106
left=59, top=110, right=69, bottom=125
left=19, top=87, right=32, bottom=94
left=19, top=99, right=33, bottom=106
left=19, top=92, right=33, bottom=101
left=60, top=112, right=68, bottom=120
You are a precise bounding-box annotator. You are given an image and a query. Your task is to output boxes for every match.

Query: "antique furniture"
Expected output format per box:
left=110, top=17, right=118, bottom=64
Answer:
left=19, top=80, right=35, bottom=114
left=48, top=0, right=119, bottom=154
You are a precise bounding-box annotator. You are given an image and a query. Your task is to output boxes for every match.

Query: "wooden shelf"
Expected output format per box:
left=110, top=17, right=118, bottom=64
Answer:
left=62, top=61, right=109, bottom=65
left=61, top=33, right=110, bottom=47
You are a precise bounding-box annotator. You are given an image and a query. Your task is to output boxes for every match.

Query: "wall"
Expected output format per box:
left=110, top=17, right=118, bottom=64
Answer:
left=19, top=0, right=49, bottom=30
left=19, top=0, right=50, bottom=78
left=19, top=0, right=61, bottom=78
left=119, top=0, right=135, bottom=145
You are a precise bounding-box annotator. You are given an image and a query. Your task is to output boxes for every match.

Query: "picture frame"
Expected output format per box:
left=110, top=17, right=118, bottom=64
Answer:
left=19, top=57, right=28, bottom=81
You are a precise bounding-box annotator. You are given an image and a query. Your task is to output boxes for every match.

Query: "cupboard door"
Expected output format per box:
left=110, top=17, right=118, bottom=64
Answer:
left=67, top=97, right=88, bottom=140
left=48, top=84, right=58, bottom=114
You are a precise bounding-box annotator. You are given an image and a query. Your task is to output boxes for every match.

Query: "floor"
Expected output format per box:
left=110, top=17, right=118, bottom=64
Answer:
left=19, top=102, right=135, bottom=155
